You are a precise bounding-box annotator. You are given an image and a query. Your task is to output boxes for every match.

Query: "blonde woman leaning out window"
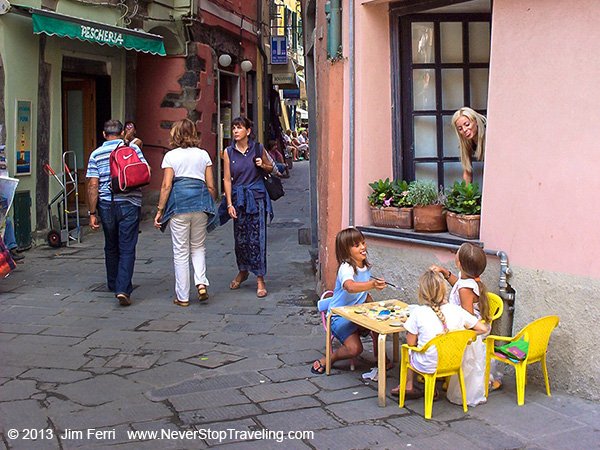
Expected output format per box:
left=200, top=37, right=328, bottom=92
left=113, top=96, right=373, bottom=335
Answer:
left=452, top=107, right=486, bottom=184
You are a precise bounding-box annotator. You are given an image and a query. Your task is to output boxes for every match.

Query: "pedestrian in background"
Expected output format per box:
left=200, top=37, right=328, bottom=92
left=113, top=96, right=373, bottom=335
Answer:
left=86, top=119, right=147, bottom=306
left=154, top=119, right=217, bottom=306
left=124, top=121, right=143, bottom=149
left=222, top=116, right=273, bottom=298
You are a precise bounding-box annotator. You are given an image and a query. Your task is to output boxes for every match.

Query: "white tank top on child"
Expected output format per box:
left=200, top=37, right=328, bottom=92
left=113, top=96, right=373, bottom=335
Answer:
left=448, top=272, right=481, bottom=318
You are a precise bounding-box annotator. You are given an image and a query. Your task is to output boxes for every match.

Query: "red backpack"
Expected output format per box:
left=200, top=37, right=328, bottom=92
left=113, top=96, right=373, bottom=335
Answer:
left=110, top=144, right=151, bottom=193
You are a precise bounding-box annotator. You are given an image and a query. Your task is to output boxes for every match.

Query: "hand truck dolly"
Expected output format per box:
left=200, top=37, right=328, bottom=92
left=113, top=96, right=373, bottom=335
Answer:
left=43, top=151, right=81, bottom=247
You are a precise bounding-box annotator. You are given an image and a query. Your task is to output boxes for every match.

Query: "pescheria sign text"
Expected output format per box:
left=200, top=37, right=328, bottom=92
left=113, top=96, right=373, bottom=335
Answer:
left=80, top=25, right=124, bottom=45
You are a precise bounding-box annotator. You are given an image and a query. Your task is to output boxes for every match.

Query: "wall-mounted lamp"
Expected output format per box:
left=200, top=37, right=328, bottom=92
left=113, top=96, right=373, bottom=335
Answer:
left=218, top=54, right=232, bottom=67
left=240, top=60, right=253, bottom=73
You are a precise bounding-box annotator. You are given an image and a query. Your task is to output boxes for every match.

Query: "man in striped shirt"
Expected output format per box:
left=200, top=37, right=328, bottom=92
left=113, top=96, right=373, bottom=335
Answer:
left=86, top=119, right=147, bottom=306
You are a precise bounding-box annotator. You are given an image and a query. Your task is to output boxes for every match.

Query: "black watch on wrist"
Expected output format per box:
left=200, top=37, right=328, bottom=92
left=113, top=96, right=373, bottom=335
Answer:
left=88, top=210, right=97, bottom=216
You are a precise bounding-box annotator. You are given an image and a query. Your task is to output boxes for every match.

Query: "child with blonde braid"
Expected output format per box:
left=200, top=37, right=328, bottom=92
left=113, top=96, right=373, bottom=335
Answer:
left=391, top=270, right=488, bottom=398
left=430, top=242, right=495, bottom=406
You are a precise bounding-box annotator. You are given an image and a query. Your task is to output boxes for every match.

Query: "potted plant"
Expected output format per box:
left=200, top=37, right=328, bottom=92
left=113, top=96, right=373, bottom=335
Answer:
left=368, top=179, right=413, bottom=229
left=445, top=181, right=482, bottom=239
left=406, top=180, right=447, bottom=232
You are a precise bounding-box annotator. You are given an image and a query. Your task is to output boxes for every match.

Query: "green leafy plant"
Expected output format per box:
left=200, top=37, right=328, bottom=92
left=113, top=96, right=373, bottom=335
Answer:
left=368, top=178, right=393, bottom=207
left=445, top=181, right=482, bottom=215
left=390, top=180, right=412, bottom=207
left=406, top=180, right=446, bottom=207
left=368, top=179, right=412, bottom=208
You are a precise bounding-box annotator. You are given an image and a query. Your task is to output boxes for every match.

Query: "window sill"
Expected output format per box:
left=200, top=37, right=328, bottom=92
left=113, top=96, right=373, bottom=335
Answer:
left=357, top=226, right=483, bottom=250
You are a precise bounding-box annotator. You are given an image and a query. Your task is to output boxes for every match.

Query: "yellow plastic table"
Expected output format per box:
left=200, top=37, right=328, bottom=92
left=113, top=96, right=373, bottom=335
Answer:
left=326, top=299, right=408, bottom=407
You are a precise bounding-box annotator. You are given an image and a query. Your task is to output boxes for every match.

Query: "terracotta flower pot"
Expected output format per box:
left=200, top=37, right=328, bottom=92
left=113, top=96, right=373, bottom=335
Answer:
left=446, top=211, right=480, bottom=239
left=413, top=205, right=447, bottom=232
left=370, top=206, right=413, bottom=229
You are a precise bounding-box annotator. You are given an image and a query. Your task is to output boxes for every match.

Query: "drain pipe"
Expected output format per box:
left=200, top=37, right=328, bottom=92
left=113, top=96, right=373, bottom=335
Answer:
left=484, top=248, right=516, bottom=334
left=484, top=249, right=515, bottom=311
left=348, top=0, right=355, bottom=225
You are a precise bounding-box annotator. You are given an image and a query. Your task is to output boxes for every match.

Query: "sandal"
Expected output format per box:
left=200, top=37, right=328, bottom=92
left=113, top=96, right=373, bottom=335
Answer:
left=197, top=285, right=209, bottom=302
left=490, top=379, right=503, bottom=392
left=311, top=360, right=326, bottom=375
left=229, top=272, right=249, bottom=290
left=390, top=386, right=427, bottom=399
left=256, top=279, right=267, bottom=298
left=173, top=299, right=189, bottom=307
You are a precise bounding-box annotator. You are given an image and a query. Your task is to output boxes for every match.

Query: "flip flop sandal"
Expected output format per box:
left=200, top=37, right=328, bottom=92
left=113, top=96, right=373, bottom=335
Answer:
left=311, top=360, right=326, bottom=375
left=256, top=287, right=268, bottom=298
left=229, top=273, right=249, bottom=290
left=197, top=285, right=209, bottom=302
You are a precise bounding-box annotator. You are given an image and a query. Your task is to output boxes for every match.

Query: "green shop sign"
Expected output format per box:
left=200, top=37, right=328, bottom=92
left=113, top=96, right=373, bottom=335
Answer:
left=31, top=9, right=165, bottom=56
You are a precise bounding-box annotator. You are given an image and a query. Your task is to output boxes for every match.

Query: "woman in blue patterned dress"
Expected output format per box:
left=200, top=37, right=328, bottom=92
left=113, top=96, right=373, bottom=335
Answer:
left=223, top=117, right=273, bottom=297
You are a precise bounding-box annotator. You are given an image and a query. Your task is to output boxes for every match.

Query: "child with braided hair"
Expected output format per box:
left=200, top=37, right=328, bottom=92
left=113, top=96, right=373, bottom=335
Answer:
left=430, top=242, right=495, bottom=406
left=391, top=270, right=488, bottom=398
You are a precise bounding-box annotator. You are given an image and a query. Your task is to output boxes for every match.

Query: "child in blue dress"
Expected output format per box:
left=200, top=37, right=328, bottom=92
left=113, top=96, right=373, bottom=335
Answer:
left=311, top=228, right=387, bottom=374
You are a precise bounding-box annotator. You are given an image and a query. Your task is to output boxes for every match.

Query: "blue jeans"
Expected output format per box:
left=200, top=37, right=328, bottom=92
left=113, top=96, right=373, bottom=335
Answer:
left=98, top=200, right=140, bottom=296
left=3, top=217, right=17, bottom=250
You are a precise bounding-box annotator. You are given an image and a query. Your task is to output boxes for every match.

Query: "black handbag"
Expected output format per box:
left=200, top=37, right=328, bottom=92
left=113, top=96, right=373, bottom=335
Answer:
left=255, top=143, right=285, bottom=201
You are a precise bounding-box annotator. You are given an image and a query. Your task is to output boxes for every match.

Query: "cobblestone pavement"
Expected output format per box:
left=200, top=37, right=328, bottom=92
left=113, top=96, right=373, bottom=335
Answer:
left=1, top=161, right=599, bottom=450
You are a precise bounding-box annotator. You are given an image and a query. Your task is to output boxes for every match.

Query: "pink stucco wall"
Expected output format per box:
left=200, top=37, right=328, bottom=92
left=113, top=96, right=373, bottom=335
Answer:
left=482, top=0, right=600, bottom=278
left=342, top=1, right=393, bottom=226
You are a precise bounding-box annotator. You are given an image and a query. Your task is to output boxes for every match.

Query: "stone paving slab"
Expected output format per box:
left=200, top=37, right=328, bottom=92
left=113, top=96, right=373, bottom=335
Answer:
left=256, top=407, right=343, bottom=432
left=311, top=424, right=400, bottom=449
left=179, top=403, right=262, bottom=425
left=168, top=388, right=251, bottom=412
left=260, top=365, right=318, bottom=383
left=242, top=380, right=319, bottom=402
left=395, top=430, right=483, bottom=450
left=55, top=374, right=149, bottom=406
left=105, top=352, right=162, bottom=369
left=326, top=397, right=409, bottom=423
left=19, top=368, right=92, bottom=383
left=258, top=395, right=322, bottom=413
left=315, top=385, right=379, bottom=405
left=534, top=425, right=600, bottom=450
left=0, top=379, right=38, bottom=401
left=449, top=418, right=527, bottom=449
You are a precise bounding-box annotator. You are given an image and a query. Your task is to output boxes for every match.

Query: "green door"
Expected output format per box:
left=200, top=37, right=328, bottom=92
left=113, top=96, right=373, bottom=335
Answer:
left=13, top=191, right=32, bottom=249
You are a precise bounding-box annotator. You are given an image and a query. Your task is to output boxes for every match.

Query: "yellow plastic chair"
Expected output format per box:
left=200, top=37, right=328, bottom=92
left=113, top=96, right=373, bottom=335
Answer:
left=484, top=315, right=559, bottom=406
left=399, top=329, right=477, bottom=420
left=486, top=292, right=504, bottom=324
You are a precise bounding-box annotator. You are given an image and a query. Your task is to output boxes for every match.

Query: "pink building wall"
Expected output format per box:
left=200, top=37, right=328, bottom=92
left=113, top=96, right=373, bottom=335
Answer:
left=343, top=1, right=393, bottom=226
left=482, top=0, right=600, bottom=278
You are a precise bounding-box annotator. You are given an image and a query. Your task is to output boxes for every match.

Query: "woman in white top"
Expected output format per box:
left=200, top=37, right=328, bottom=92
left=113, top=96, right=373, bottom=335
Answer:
left=154, top=119, right=217, bottom=306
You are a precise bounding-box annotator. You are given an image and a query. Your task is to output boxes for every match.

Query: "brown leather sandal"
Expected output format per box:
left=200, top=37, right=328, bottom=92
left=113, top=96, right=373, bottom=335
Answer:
left=229, top=272, right=249, bottom=290
left=197, top=285, right=209, bottom=301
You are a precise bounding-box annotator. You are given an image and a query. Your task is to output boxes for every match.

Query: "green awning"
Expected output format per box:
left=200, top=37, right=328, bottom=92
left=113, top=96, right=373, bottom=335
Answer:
left=31, top=8, right=166, bottom=56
